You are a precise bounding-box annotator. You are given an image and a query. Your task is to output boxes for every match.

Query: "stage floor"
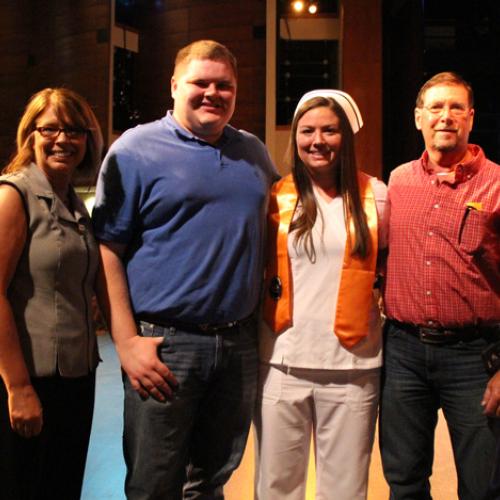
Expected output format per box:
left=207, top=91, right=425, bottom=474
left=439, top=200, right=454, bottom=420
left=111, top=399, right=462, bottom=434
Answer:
left=82, top=334, right=457, bottom=499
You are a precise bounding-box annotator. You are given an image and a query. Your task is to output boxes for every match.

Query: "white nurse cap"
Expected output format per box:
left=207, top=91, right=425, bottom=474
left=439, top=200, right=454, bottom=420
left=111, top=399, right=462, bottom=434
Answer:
left=294, top=89, right=363, bottom=134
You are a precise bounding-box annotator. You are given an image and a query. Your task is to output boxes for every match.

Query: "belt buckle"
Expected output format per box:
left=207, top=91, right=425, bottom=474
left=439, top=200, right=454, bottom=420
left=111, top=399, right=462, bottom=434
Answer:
left=139, top=321, right=164, bottom=337
left=418, top=327, right=446, bottom=345
left=199, top=320, right=239, bottom=334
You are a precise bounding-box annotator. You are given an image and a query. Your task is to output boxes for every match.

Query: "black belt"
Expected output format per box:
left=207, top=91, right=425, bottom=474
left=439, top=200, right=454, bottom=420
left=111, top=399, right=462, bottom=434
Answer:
left=137, top=314, right=254, bottom=334
left=388, top=319, right=499, bottom=345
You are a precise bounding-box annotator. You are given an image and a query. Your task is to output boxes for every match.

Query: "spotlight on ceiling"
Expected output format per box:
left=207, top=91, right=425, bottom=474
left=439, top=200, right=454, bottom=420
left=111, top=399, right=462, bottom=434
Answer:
left=292, top=0, right=305, bottom=13
left=308, top=2, right=318, bottom=14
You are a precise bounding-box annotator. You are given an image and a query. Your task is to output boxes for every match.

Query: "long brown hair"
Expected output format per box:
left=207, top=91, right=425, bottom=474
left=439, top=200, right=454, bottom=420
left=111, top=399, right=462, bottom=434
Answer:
left=287, top=96, right=371, bottom=261
left=4, top=87, right=103, bottom=185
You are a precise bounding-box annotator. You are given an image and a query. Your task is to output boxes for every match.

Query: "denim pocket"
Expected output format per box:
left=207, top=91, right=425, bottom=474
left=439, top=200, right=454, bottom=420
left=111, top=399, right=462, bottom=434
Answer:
left=139, top=321, right=175, bottom=352
left=454, top=335, right=490, bottom=352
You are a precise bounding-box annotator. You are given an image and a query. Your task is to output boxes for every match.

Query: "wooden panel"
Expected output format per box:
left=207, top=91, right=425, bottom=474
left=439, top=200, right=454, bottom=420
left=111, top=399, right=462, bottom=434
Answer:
left=341, top=0, right=382, bottom=178
left=188, top=2, right=266, bottom=31
left=0, top=1, right=110, bottom=168
left=0, top=2, right=32, bottom=165
left=0, top=0, right=267, bottom=164
left=133, top=0, right=267, bottom=140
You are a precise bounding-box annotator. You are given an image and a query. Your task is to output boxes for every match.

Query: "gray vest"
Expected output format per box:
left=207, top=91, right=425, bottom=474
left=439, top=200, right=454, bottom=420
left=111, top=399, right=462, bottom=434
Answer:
left=1, top=164, right=99, bottom=377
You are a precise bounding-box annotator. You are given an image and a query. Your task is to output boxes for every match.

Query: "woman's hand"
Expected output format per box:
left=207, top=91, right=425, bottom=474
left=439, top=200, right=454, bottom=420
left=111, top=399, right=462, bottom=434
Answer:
left=8, top=384, right=43, bottom=438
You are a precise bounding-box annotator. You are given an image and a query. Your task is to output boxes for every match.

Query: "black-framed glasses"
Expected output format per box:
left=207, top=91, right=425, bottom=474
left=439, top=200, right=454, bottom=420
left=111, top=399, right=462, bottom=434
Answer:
left=35, top=126, right=88, bottom=139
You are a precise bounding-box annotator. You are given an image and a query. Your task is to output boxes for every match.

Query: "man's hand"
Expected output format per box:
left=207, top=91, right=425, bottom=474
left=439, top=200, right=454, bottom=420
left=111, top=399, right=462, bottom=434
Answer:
left=116, top=335, right=178, bottom=401
left=97, top=242, right=178, bottom=401
left=482, top=371, right=500, bottom=417
left=8, top=384, right=43, bottom=438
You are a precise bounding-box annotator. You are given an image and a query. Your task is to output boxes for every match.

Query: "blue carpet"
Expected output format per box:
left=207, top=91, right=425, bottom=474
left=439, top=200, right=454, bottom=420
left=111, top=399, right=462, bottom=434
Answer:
left=82, top=334, right=126, bottom=499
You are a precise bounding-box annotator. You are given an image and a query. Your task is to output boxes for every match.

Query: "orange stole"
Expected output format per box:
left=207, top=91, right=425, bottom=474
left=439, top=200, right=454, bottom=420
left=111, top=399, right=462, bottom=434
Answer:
left=263, top=173, right=378, bottom=348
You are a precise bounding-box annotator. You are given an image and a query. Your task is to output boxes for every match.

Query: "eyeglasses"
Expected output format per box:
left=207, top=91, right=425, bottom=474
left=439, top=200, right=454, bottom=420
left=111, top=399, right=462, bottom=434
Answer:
left=35, top=126, right=88, bottom=139
left=422, top=104, right=470, bottom=117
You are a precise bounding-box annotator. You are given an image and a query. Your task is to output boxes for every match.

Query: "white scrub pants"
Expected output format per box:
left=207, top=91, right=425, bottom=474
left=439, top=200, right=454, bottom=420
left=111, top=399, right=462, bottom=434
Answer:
left=254, top=363, right=380, bottom=500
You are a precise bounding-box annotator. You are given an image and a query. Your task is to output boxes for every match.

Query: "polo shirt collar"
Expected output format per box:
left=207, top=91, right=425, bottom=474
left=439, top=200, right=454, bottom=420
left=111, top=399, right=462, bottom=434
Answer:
left=165, top=110, right=238, bottom=146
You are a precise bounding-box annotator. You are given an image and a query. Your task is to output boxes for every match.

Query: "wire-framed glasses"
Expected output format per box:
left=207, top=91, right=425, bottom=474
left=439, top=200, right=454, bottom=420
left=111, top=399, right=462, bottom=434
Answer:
left=422, top=104, right=470, bottom=117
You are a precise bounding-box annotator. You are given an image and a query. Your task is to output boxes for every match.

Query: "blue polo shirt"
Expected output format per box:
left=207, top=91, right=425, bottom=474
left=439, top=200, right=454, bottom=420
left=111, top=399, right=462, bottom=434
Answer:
left=93, top=112, right=277, bottom=323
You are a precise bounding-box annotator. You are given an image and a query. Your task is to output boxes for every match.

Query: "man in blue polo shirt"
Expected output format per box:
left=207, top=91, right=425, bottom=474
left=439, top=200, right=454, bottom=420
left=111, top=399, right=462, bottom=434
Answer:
left=93, top=40, right=277, bottom=499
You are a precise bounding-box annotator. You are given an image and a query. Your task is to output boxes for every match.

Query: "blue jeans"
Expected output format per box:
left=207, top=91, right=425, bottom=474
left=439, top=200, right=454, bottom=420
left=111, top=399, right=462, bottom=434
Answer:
left=379, top=322, right=496, bottom=500
left=489, top=419, right=500, bottom=497
left=123, top=319, right=258, bottom=500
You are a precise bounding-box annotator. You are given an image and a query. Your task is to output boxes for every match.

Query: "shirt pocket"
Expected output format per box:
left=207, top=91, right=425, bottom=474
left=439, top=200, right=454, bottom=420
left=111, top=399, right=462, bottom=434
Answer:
left=458, top=207, right=489, bottom=254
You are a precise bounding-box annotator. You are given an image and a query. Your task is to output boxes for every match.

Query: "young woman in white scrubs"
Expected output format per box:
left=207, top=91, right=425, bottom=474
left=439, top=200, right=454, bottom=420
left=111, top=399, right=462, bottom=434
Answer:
left=255, top=89, right=387, bottom=500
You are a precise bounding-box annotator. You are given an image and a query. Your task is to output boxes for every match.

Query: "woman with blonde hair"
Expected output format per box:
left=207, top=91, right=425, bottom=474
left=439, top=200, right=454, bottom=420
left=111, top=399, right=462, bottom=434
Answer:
left=0, top=87, right=103, bottom=500
left=255, top=89, right=387, bottom=499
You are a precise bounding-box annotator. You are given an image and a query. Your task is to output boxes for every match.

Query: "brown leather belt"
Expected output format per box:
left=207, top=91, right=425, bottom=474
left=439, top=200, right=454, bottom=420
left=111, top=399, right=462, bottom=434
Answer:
left=388, top=319, right=499, bottom=345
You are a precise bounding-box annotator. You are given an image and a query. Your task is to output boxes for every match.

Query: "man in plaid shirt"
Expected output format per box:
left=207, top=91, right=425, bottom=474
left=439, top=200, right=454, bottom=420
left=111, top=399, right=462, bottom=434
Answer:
left=380, top=72, right=500, bottom=500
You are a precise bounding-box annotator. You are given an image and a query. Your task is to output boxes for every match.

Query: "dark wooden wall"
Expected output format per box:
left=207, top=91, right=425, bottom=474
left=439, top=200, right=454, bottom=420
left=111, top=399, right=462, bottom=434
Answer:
left=1, top=0, right=383, bottom=169
left=0, top=1, right=110, bottom=167
left=132, top=0, right=267, bottom=140
left=382, top=0, right=424, bottom=180
left=342, top=0, right=382, bottom=179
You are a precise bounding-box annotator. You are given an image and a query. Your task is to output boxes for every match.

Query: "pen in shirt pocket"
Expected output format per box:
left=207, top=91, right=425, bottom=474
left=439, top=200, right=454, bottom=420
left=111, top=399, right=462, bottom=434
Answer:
left=458, top=201, right=483, bottom=244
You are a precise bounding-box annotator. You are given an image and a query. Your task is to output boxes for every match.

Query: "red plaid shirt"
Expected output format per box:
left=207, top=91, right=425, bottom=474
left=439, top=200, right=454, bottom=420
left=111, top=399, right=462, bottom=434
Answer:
left=384, top=145, right=500, bottom=328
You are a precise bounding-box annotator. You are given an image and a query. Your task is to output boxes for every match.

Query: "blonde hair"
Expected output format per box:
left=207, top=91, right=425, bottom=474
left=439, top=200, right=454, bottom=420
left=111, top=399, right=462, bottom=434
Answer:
left=4, top=88, right=103, bottom=184
left=174, top=40, right=237, bottom=78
